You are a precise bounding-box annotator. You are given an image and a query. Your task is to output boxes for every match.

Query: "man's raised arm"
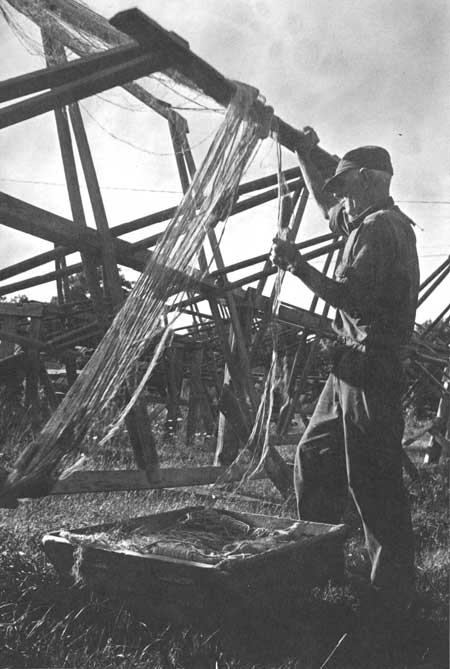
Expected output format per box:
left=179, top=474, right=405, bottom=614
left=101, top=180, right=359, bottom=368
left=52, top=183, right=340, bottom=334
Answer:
left=295, top=127, right=338, bottom=220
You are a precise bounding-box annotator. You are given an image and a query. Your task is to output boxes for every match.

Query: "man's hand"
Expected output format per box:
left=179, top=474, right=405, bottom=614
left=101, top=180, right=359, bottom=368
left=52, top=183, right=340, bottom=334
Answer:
left=295, top=126, right=320, bottom=159
left=270, top=237, right=302, bottom=273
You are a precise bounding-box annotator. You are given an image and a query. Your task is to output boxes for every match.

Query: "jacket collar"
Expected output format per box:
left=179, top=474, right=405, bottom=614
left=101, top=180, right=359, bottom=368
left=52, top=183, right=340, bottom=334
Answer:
left=346, top=196, right=395, bottom=232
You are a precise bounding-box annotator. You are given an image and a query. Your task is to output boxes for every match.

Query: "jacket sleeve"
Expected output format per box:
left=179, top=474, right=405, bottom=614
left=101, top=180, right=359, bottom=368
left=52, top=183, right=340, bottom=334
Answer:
left=328, top=202, right=347, bottom=235
left=294, top=215, right=396, bottom=314
left=336, top=216, right=396, bottom=314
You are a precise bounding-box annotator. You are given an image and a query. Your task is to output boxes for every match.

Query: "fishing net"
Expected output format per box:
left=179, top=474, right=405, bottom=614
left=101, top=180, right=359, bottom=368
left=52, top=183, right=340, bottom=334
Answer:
left=0, top=75, right=273, bottom=502
left=60, top=508, right=309, bottom=570
left=0, top=0, right=210, bottom=116
left=0, top=0, right=300, bottom=507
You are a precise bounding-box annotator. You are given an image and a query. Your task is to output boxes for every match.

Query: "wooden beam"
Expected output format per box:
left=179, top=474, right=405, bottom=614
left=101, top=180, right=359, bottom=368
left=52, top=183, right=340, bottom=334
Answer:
left=43, top=32, right=107, bottom=331
left=418, top=261, right=450, bottom=307
left=0, top=261, right=84, bottom=297
left=0, top=50, right=166, bottom=130
left=51, top=465, right=266, bottom=494
left=0, top=192, right=138, bottom=267
left=5, top=0, right=177, bottom=122
left=0, top=192, right=209, bottom=290
left=0, top=43, right=148, bottom=103
left=67, top=100, right=125, bottom=306
left=110, top=9, right=338, bottom=176
left=0, top=170, right=304, bottom=284
left=225, top=240, right=344, bottom=291
left=0, top=302, right=44, bottom=317
left=419, top=256, right=450, bottom=293
left=0, top=247, right=70, bottom=282
left=112, top=169, right=303, bottom=238
left=65, top=80, right=160, bottom=478
left=39, top=362, right=59, bottom=411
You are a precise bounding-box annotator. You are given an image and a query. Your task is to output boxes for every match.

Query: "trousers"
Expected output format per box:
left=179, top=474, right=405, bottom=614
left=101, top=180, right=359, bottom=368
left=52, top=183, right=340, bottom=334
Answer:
left=294, top=348, right=414, bottom=593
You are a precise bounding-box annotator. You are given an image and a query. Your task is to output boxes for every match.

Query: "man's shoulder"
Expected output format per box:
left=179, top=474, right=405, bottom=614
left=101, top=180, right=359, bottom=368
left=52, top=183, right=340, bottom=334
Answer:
left=360, top=205, right=416, bottom=238
left=357, top=210, right=394, bottom=239
left=363, top=204, right=415, bottom=228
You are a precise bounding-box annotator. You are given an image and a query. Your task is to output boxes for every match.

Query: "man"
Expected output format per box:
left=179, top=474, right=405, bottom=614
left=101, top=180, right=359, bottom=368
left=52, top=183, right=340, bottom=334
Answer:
left=271, top=131, right=420, bottom=618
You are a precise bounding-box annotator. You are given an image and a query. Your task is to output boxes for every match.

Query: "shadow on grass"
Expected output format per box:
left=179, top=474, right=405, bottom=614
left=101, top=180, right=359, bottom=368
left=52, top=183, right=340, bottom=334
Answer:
left=1, top=549, right=448, bottom=669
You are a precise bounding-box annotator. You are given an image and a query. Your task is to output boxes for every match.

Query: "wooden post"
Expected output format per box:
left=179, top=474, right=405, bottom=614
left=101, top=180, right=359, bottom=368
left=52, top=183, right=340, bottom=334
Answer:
left=24, top=316, right=42, bottom=429
left=54, top=245, right=65, bottom=305
left=39, top=361, right=59, bottom=411
left=164, top=344, right=184, bottom=438
left=185, top=344, right=203, bottom=447
left=42, top=32, right=107, bottom=332
left=62, top=350, right=77, bottom=388
left=67, top=91, right=160, bottom=480
left=424, top=359, right=450, bottom=464
left=0, top=315, right=16, bottom=358
left=68, top=101, right=124, bottom=309
left=42, top=34, right=161, bottom=479
left=169, top=118, right=209, bottom=272
left=216, top=382, right=252, bottom=463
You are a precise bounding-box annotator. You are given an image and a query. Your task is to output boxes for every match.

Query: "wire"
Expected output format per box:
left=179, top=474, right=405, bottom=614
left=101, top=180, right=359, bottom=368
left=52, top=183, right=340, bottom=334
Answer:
left=79, top=103, right=218, bottom=156
left=0, top=177, right=182, bottom=194
left=151, top=74, right=224, bottom=114
left=94, top=93, right=149, bottom=113
left=398, top=200, right=450, bottom=205
left=94, top=92, right=223, bottom=114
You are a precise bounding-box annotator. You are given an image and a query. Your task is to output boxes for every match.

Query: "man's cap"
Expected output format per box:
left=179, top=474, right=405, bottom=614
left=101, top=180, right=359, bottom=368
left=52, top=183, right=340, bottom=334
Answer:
left=323, top=146, right=393, bottom=193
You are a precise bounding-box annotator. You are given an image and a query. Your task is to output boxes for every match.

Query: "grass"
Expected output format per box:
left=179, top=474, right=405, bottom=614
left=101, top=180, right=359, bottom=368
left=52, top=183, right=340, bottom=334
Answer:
left=0, top=411, right=448, bottom=668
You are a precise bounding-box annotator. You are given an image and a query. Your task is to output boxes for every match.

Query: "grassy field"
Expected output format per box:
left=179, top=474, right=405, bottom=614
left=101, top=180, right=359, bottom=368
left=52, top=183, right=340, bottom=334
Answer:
left=0, top=416, right=448, bottom=669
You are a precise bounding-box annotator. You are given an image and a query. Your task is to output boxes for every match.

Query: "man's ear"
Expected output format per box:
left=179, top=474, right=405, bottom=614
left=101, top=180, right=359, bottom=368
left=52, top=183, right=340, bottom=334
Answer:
left=359, top=168, right=370, bottom=188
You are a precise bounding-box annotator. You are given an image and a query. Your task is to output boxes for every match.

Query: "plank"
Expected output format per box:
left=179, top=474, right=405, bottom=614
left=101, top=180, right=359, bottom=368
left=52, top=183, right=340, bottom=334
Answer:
left=24, top=316, right=42, bottom=428
left=0, top=328, right=51, bottom=352
left=0, top=191, right=209, bottom=291
left=0, top=43, right=147, bottom=103
left=251, top=291, right=335, bottom=336
left=0, top=170, right=305, bottom=284
left=225, top=240, right=344, bottom=291
left=6, top=0, right=176, bottom=121
left=38, top=362, right=59, bottom=411
left=51, top=465, right=266, bottom=494
left=0, top=51, right=166, bottom=130
left=0, top=262, right=84, bottom=298
left=0, top=351, right=26, bottom=377
left=43, top=32, right=107, bottom=331
left=112, top=169, right=303, bottom=238
left=68, top=100, right=125, bottom=305
left=0, top=315, right=16, bottom=358
left=0, top=302, right=44, bottom=317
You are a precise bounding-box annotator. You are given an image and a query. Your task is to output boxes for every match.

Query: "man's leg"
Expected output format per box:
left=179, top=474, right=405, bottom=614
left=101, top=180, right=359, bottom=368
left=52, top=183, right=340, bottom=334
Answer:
left=338, top=353, right=415, bottom=601
left=294, top=373, right=347, bottom=524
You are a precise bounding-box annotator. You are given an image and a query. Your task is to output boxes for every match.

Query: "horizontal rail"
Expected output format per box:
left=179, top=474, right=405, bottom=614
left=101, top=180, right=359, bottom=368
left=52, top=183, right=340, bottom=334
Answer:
left=0, top=52, right=165, bottom=130
left=0, top=43, right=149, bottom=103
left=225, top=240, right=344, bottom=291
left=209, top=232, right=336, bottom=278
left=51, top=465, right=266, bottom=494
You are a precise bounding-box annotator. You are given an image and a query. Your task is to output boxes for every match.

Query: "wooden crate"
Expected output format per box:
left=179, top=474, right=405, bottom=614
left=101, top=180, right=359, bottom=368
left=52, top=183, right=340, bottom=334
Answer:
left=42, top=506, right=348, bottom=625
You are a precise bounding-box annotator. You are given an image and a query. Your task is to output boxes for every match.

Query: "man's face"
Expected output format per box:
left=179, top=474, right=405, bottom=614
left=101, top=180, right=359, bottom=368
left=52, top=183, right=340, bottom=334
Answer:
left=332, top=169, right=369, bottom=222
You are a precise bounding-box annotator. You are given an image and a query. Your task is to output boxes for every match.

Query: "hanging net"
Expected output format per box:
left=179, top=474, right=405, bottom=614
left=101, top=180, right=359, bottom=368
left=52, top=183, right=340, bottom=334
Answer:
left=0, top=0, right=211, bottom=117
left=0, top=76, right=273, bottom=503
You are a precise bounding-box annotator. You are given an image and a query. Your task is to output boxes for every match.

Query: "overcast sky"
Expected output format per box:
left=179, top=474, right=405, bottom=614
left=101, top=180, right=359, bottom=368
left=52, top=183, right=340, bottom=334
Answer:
left=0, top=0, right=448, bottom=322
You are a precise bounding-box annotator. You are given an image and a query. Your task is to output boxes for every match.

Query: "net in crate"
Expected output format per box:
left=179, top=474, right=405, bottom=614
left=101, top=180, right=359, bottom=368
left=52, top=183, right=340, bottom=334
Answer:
left=42, top=506, right=348, bottom=624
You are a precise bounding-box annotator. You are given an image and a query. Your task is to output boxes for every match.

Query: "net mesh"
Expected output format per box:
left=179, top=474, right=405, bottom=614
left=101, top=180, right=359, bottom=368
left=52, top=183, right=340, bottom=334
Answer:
left=1, top=0, right=207, bottom=117
left=0, top=76, right=273, bottom=500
